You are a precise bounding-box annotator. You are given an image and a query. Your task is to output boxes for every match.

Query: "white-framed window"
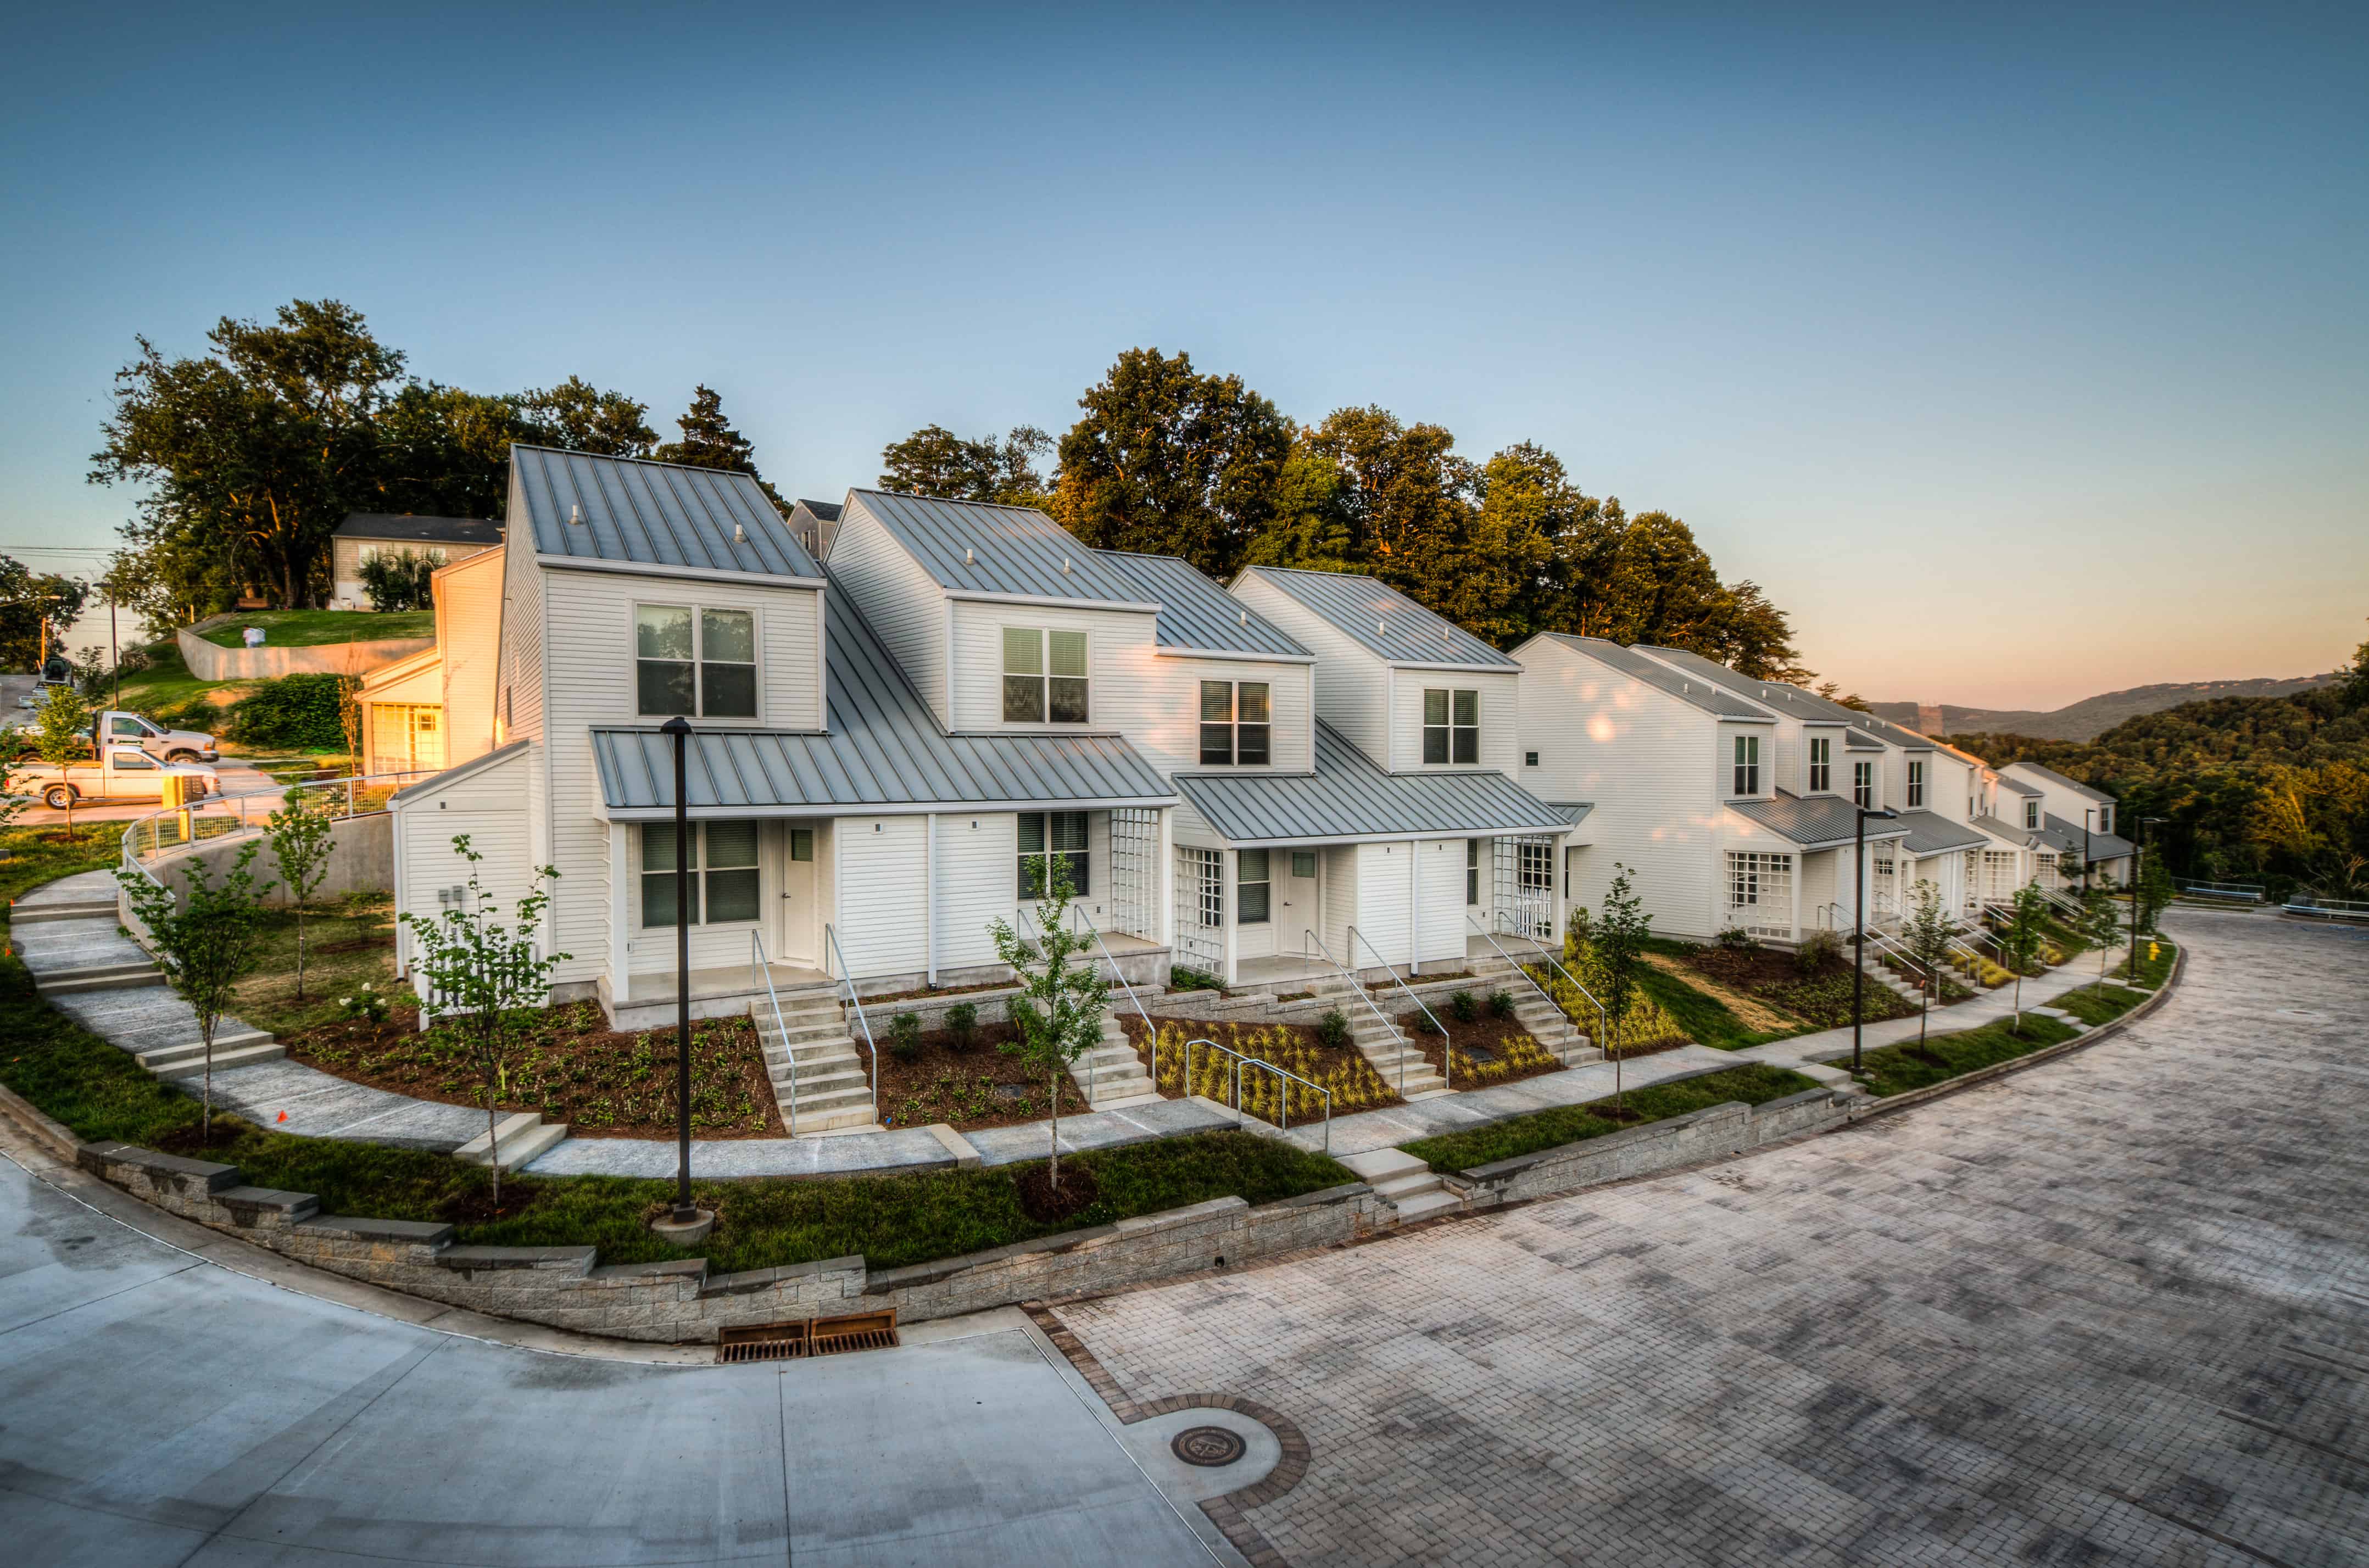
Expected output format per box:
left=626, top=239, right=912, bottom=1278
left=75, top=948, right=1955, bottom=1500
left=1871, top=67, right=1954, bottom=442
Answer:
left=1808, top=735, right=1831, bottom=793
left=1852, top=761, right=1875, bottom=808
left=1173, top=846, right=1223, bottom=972
left=1238, top=849, right=1271, bottom=924
left=1199, top=679, right=1270, bottom=765
left=2098, top=805, right=2112, bottom=834
left=1467, top=839, right=1482, bottom=905
left=1519, top=839, right=1552, bottom=892
left=636, top=604, right=757, bottom=718
left=1291, top=850, right=1317, bottom=878
left=2024, top=799, right=2040, bottom=830
left=2037, top=851, right=2058, bottom=885
left=1907, top=759, right=1925, bottom=808
left=1002, top=628, right=1089, bottom=724
left=1732, top=735, right=1760, bottom=796
left=1018, top=811, right=1090, bottom=897
left=1724, top=851, right=1794, bottom=938
left=640, top=821, right=761, bottom=928
left=1423, top=688, right=1479, bottom=764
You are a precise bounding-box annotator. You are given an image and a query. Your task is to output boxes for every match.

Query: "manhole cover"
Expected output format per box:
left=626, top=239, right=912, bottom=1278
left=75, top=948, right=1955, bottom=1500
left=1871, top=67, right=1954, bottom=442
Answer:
left=1172, top=1425, right=1246, bottom=1467
left=1464, top=1045, right=1497, bottom=1064
left=993, top=1083, right=1030, bottom=1102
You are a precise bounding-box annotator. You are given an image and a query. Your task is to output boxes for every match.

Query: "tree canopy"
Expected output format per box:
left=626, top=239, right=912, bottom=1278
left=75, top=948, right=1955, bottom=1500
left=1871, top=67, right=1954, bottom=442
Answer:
left=885, top=347, right=1811, bottom=678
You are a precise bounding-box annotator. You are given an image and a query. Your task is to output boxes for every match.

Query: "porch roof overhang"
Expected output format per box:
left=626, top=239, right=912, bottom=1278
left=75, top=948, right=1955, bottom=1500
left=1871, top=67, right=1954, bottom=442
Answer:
left=1725, top=789, right=1912, bottom=850
left=1892, top=810, right=1989, bottom=856
left=2037, top=813, right=2136, bottom=860
left=589, top=726, right=1177, bottom=819
left=1173, top=721, right=1574, bottom=846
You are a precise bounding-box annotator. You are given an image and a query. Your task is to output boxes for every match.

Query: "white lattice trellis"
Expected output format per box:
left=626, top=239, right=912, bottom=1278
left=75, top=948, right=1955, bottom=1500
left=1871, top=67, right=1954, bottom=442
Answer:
left=1172, top=846, right=1223, bottom=975
left=1492, top=835, right=1557, bottom=940
left=1108, top=808, right=1160, bottom=940
left=1725, top=851, right=1795, bottom=939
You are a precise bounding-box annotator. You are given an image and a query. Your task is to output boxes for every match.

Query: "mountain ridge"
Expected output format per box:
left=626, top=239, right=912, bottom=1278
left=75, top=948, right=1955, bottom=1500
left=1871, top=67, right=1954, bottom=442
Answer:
left=1867, top=674, right=2342, bottom=742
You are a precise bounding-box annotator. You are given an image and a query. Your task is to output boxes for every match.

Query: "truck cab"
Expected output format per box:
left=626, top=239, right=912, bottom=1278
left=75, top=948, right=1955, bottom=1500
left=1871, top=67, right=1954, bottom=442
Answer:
left=26, top=745, right=218, bottom=810
left=92, top=708, right=219, bottom=763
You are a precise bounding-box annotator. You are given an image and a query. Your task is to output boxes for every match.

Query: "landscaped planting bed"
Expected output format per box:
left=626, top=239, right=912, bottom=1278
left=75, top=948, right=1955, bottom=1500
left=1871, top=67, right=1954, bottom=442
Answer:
left=1850, top=1013, right=2084, bottom=1098
left=2051, top=981, right=2151, bottom=1028
left=1138, top=1018, right=1398, bottom=1121
left=1399, top=1063, right=1821, bottom=1172
left=1398, top=1000, right=1568, bottom=1090
left=874, top=1014, right=1093, bottom=1132
left=2123, top=936, right=2177, bottom=989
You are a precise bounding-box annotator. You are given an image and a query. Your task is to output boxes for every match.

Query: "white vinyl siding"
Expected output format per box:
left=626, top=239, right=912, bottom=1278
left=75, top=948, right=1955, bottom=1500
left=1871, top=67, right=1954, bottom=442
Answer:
left=1415, top=838, right=1466, bottom=966
left=1352, top=841, right=1413, bottom=968
left=823, top=497, right=951, bottom=726
left=1229, top=570, right=1389, bottom=763
left=834, top=816, right=928, bottom=979
left=933, top=812, right=1018, bottom=974
left=948, top=600, right=1155, bottom=734
left=394, top=746, right=534, bottom=980
left=1320, top=843, right=1359, bottom=963
left=497, top=534, right=545, bottom=745
left=1387, top=669, right=1518, bottom=773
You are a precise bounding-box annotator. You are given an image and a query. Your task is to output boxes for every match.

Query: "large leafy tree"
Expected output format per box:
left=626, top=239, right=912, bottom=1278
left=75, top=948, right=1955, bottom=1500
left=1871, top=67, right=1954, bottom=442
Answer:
left=519, top=376, right=659, bottom=457
left=655, top=384, right=787, bottom=507
left=0, top=555, right=92, bottom=672
left=1055, top=348, right=1293, bottom=578
left=879, top=423, right=1053, bottom=509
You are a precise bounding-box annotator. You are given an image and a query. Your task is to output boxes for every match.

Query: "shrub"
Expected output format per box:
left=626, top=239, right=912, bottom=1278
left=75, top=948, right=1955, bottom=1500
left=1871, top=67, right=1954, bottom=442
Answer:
left=337, top=984, right=392, bottom=1024
left=1316, top=1008, right=1351, bottom=1052
left=1167, top=966, right=1223, bottom=993
left=944, top=1001, right=979, bottom=1054
left=224, top=673, right=348, bottom=749
left=1715, top=924, right=1759, bottom=952
left=1487, top=988, right=1516, bottom=1019
left=887, top=1011, right=923, bottom=1063
left=1407, top=1009, right=1444, bottom=1036
left=152, top=696, right=222, bottom=733
left=1448, top=989, right=1477, bottom=1023
left=1794, top=928, right=1842, bottom=973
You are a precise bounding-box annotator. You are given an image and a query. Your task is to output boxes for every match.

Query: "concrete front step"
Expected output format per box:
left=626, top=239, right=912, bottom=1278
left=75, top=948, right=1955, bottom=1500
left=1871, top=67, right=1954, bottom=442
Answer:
left=35, top=964, right=165, bottom=995
left=455, top=1112, right=569, bottom=1169
left=147, top=1041, right=287, bottom=1078
left=12, top=898, right=120, bottom=925
left=136, top=1027, right=277, bottom=1072
left=1340, top=1147, right=1459, bottom=1219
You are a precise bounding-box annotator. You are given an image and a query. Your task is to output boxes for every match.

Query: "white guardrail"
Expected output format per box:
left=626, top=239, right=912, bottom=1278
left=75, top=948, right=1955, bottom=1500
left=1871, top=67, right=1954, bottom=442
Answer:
left=119, top=766, right=436, bottom=889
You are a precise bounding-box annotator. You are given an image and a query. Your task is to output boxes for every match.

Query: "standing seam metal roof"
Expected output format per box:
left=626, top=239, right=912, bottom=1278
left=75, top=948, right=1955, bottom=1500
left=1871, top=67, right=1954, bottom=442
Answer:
left=513, top=445, right=821, bottom=578
left=2009, top=761, right=2115, bottom=803
left=1173, top=722, right=1571, bottom=843
left=842, top=489, right=1148, bottom=604
left=2037, top=814, right=2136, bottom=860
left=589, top=579, right=1172, bottom=812
left=1534, top=634, right=1774, bottom=719
left=1892, top=810, right=1989, bottom=856
left=1725, top=789, right=1911, bottom=847
left=1091, top=550, right=1310, bottom=659
left=1638, top=646, right=1936, bottom=747
left=1244, top=566, right=1517, bottom=668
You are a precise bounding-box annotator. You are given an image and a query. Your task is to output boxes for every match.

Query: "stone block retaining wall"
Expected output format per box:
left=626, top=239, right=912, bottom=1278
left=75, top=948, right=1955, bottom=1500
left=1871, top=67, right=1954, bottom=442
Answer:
left=177, top=623, right=433, bottom=681
left=1450, top=1087, right=1856, bottom=1205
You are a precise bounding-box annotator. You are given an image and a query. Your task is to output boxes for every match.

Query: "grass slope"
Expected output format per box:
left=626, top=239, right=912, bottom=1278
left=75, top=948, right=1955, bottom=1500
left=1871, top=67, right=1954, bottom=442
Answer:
left=1402, top=1063, right=1819, bottom=1172
left=196, top=610, right=435, bottom=649
left=1852, top=1013, right=2082, bottom=1098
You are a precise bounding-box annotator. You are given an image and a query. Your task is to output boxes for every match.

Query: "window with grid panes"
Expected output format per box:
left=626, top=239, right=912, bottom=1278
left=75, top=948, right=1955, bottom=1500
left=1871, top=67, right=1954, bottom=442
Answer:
left=636, top=605, right=757, bottom=717
left=1238, top=849, right=1270, bottom=923
left=1808, top=735, right=1831, bottom=793
left=1018, top=811, right=1089, bottom=897
left=1852, top=761, right=1875, bottom=808
left=1423, top=688, right=1479, bottom=764
left=1732, top=734, right=1760, bottom=796
left=639, top=822, right=761, bottom=927
left=1198, top=679, right=1270, bottom=765
left=1001, top=628, right=1089, bottom=723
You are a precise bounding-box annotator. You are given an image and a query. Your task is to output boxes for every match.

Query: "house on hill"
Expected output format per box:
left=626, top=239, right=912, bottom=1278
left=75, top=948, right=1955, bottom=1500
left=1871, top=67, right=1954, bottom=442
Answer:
left=331, top=513, right=504, bottom=607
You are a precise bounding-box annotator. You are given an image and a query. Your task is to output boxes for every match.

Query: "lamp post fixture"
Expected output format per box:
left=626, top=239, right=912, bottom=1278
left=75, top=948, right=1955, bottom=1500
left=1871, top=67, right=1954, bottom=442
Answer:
left=651, top=715, right=714, bottom=1243
left=2128, top=816, right=2167, bottom=980
left=1852, top=805, right=1902, bottom=1076
left=2081, top=807, right=2095, bottom=892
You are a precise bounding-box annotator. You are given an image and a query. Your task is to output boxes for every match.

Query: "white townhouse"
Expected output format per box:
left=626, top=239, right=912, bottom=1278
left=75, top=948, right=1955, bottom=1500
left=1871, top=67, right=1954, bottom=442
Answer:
left=1509, top=633, right=1910, bottom=944
left=386, top=448, right=1578, bottom=1040
left=2003, top=762, right=2136, bottom=886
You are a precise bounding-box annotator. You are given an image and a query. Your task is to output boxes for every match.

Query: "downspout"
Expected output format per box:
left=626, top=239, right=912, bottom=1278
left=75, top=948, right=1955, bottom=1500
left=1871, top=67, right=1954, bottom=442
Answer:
left=924, top=812, right=937, bottom=986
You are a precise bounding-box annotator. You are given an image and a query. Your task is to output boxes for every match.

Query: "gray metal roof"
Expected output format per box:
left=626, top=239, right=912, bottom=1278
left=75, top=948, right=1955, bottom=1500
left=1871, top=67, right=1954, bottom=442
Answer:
left=2039, top=813, right=2136, bottom=860
left=1242, top=566, right=1516, bottom=668
left=337, top=512, right=503, bottom=546
left=1548, top=801, right=1596, bottom=828
left=2009, top=761, right=2114, bottom=803
left=512, top=445, right=821, bottom=579
left=1972, top=813, right=2035, bottom=846
left=1092, top=550, right=1311, bottom=660
left=1997, top=773, right=2044, bottom=797
left=1843, top=731, right=1883, bottom=752
left=841, top=489, right=1150, bottom=605
left=1892, top=810, right=1989, bottom=856
left=1174, top=723, right=1571, bottom=845
left=589, top=582, right=1173, bottom=815
left=1725, top=789, right=1911, bottom=849
left=793, top=499, right=843, bottom=522
left=1531, top=634, right=1775, bottom=719
left=1638, top=647, right=1936, bottom=748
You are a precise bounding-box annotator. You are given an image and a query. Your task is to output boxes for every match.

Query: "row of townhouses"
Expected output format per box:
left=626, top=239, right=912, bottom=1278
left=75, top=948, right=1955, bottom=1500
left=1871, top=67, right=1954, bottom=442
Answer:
left=371, top=447, right=2134, bottom=1065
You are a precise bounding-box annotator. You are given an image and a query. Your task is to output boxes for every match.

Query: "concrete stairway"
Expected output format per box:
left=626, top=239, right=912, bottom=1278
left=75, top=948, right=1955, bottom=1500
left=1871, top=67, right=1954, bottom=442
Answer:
left=1302, top=972, right=1446, bottom=1098
left=11, top=891, right=121, bottom=925
left=455, top=1111, right=570, bottom=1169
left=1340, top=1147, right=1461, bottom=1222
left=137, top=1027, right=284, bottom=1078
left=34, top=958, right=168, bottom=996
left=1069, top=1011, right=1158, bottom=1109
left=751, top=986, right=882, bottom=1135
left=1467, top=955, right=1603, bottom=1065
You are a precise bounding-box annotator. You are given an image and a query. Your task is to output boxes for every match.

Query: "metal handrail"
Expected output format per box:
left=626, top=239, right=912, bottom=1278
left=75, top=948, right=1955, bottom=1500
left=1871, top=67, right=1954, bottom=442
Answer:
left=118, top=765, right=438, bottom=888
left=1347, top=924, right=1453, bottom=1090
left=2284, top=895, right=2369, bottom=920
left=1009, top=907, right=1096, bottom=1103
left=1182, top=1036, right=1331, bottom=1153
left=821, top=923, right=878, bottom=1102
left=1467, top=909, right=1609, bottom=1054
left=1068, top=906, right=1158, bottom=1093
left=1301, top=927, right=1416, bottom=1095
left=1815, top=902, right=1937, bottom=985
left=751, top=931, right=799, bottom=1136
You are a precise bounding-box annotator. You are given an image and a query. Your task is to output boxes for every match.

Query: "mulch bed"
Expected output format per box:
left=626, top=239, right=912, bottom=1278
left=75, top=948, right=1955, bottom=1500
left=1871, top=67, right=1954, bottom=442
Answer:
left=1016, top=1158, right=1100, bottom=1222
left=285, top=1000, right=786, bottom=1138
left=873, top=1020, right=1096, bottom=1132
left=1128, top=1015, right=1403, bottom=1119
left=1677, top=942, right=1922, bottom=1026
left=1680, top=944, right=1830, bottom=990
left=1397, top=1008, right=1569, bottom=1090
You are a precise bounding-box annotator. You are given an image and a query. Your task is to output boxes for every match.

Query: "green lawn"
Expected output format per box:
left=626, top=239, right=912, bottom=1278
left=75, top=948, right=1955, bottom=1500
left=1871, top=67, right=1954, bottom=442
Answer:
left=1401, top=1063, right=1820, bottom=1171
left=2053, top=982, right=2151, bottom=1028
left=2123, top=936, right=2177, bottom=988
left=111, top=640, right=250, bottom=715
left=1851, top=1013, right=2082, bottom=1097
left=196, top=610, right=433, bottom=649
left=1632, top=960, right=1809, bottom=1051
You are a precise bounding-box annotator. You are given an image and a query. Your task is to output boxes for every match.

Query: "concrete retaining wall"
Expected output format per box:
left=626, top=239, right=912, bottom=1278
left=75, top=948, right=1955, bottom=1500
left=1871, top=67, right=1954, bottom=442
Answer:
left=1450, top=1087, right=1857, bottom=1205
left=124, top=813, right=393, bottom=917
left=179, top=624, right=433, bottom=682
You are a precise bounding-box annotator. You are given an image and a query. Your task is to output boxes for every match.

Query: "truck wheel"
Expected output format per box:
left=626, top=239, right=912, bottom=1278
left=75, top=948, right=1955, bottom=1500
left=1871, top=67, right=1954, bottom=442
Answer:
left=43, top=785, right=75, bottom=810
left=165, top=749, right=198, bottom=764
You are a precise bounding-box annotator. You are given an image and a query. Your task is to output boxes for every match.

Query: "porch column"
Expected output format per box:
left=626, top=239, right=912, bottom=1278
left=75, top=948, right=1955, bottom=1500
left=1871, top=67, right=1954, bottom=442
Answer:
left=1157, top=806, right=1175, bottom=951
left=1222, top=848, right=1240, bottom=986
left=609, top=825, right=630, bottom=999
left=1788, top=847, right=1804, bottom=942
left=1408, top=841, right=1421, bottom=975
left=1550, top=831, right=1569, bottom=947
left=924, top=813, right=938, bottom=987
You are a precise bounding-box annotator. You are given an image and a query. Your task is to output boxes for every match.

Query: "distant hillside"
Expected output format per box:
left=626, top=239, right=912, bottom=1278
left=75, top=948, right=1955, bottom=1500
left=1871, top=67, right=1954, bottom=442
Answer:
left=1867, top=674, right=2342, bottom=742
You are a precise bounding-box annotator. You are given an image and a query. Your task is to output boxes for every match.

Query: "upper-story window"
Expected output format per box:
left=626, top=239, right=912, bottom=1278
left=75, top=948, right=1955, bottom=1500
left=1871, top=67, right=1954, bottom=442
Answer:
left=1199, top=680, right=1270, bottom=765
left=637, top=605, right=757, bottom=718
left=1003, top=628, right=1089, bottom=723
left=1907, top=760, right=1925, bottom=808
left=1423, top=689, right=1479, bottom=764
left=2024, top=799, right=2040, bottom=830
left=1808, top=736, right=1831, bottom=794
left=1732, top=735, right=1760, bottom=796
left=1018, top=811, right=1090, bottom=897
left=2098, top=805, right=2112, bottom=834
left=1852, top=761, right=1875, bottom=808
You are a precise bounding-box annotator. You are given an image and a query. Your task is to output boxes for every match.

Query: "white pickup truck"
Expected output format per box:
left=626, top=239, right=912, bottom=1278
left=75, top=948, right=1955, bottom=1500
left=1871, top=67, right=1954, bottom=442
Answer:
left=19, top=745, right=219, bottom=810
left=93, top=708, right=220, bottom=763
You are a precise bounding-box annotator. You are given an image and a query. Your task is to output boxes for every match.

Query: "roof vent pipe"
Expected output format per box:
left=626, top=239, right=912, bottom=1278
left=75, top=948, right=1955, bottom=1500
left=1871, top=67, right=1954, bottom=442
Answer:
left=965, top=546, right=974, bottom=565
left=1061, top=556, right=1072, bottom=573
left=733, top=522, right=747, bottom=543
left=568, top=503, right=584, bottom=526
left=1238, top=609, right=1247, bottom=626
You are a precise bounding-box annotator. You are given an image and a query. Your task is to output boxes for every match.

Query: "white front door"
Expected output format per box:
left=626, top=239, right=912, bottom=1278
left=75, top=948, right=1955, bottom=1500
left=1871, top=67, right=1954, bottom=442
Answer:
left=1278, top=848, right=1322, bottom=959
left=779, top=823, right=819, bottom=967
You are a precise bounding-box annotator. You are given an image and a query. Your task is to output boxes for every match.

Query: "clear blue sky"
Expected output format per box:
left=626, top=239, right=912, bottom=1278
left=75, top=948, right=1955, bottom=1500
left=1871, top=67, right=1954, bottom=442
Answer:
left=4, top=3, right=2361, bottom=708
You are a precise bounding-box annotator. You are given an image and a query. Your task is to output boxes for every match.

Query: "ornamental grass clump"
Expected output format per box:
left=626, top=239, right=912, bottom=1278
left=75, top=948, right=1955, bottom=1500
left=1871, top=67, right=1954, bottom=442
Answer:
left=1150, top=1020, right=1390, bottom=1123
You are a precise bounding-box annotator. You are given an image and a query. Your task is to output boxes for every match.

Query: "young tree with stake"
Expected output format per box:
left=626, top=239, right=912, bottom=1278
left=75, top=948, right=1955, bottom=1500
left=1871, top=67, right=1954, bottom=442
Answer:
left=1899, top=878, right=1957, bottom=1046
left=1591, top=862, right=1653, bottom=1115
left=1996, top=881, right=2052, bottom=1035
left=265, top=793, right=334, bottom=1001
left=987, top=851, right=1106, bottom=1196
left=2076, top=880, right=2123, bottom=996
left=398, top=836, right=565, bottom=1203
left=29, top=684, right=93, bottom=840
left=117, top=842, right=274, bottom=1141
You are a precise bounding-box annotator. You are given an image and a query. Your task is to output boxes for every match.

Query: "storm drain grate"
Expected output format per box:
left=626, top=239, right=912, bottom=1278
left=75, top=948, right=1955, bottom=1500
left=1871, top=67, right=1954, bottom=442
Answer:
left=717, top=1308, right=900, bottom=1364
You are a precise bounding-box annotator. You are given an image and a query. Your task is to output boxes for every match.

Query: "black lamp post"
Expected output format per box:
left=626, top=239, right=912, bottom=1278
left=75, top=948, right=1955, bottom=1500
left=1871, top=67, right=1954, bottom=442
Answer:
left=655, top=715, right=710, bottom=1240
left=1852, top=804, right=1901, bottom=1076
left=2081, top=807, right=2094, bottom=892
left=2128, top=816, right=2166, bottom=980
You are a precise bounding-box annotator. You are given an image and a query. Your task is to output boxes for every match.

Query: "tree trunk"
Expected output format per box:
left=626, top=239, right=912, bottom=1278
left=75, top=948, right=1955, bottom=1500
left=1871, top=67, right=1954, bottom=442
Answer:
left=487, top=1093, right=502, bottom=1204
left=200, top=1018, right=214, bottom=1141
left=295, top=906, right=306, bottom=1002
left=1047, top=1068, right=1061, bottom=1193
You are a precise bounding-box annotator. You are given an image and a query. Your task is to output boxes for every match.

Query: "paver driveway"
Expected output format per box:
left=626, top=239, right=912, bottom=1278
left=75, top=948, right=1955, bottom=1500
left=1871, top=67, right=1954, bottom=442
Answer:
left=1057, top=910, right=2369, bottom=1566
